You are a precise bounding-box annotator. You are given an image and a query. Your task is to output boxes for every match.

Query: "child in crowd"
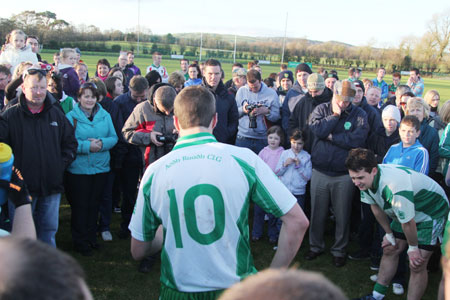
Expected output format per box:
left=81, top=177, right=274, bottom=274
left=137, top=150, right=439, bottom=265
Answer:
left=276, top=129, right=312, bottom=210
left=252, top=126, right=285, bottom=243
left=0, top=29, right=37, bottom=73
left=58, top=48, right=81, bottom=100
left=75, top=62, right=89, bottom=85
left=383, top=115, right=429, bottom=174
left=47, top=72, right=76, bottom=114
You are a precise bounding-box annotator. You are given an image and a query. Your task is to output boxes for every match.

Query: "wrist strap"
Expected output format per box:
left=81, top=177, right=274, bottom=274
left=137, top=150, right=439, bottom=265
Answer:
left=407, top=245, right=419, bottom=253
left=385, top=233, right=396, bottom=246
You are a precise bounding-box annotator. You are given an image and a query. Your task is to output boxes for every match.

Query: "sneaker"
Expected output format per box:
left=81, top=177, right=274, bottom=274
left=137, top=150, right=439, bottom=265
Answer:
left=351, top=295, right=376, bottom=300
left=392, top=283, right=404, bottom=295
left=348, top=250, right=370, bottom=260
left=114, top=206, right=121, bottom=213
left=369, top=274, right=377, bottom=282
left=101, top=231, right=113, bottom=242
left=370, top=256, right=380, bottom=271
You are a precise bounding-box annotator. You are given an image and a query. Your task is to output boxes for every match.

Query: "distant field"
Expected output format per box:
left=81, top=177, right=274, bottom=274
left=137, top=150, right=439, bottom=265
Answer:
left=41, top=53, right=450, bottom=104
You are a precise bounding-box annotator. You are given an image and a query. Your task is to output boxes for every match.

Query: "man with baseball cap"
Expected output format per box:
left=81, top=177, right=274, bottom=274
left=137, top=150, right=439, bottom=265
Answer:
left=281, top=63, right=312, bottom=133
left=305, top=80, right=369, bottom=267
left=288, top=73, right=332, bottom=151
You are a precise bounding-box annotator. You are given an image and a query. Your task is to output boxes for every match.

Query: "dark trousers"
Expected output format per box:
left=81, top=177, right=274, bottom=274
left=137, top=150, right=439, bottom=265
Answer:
left=65, top=172, right=107, bottom=251
left=358, top=203, right=383, bottom=257
left=120, top=166, right=141, bottom=232
left=98, top=171, right=115, bottom=232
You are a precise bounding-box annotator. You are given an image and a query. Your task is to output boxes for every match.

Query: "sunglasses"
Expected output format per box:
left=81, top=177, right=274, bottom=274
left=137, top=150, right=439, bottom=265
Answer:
left=24, top=68, right=48, bottom=77
left=80, top=82, right=97, bottom=89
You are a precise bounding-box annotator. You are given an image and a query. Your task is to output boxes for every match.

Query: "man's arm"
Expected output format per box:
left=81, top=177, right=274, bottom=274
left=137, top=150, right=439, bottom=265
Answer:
left=370, top=204, right=392, bottom=234
left=131, top=225, right=163, bottom=260
left=270, top=203, right=309, bottom=268
left=400, top=219, right=419, bottom=247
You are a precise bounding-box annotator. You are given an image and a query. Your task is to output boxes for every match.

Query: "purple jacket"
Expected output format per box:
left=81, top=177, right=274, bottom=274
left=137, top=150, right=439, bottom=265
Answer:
left=59, top=65, right=81, bottom=100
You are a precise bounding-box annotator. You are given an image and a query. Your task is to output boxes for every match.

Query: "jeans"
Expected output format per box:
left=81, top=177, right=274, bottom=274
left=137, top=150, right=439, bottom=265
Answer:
left=9, top=193, right=61, bottom=247
left=235, top=136, right=267, bottom=154
left=252, top=204, right=281, bottom=241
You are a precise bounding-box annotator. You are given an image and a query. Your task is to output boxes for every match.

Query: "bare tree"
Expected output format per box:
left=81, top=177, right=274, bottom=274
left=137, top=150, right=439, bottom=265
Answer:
left=428, top=9, right=450, bottom=65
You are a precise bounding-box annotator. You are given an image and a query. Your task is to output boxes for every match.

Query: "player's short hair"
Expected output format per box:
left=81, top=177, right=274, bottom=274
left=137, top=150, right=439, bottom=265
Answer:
left=233, top=62, right=243, bottom=68
left=168, top=71, right=185, bottom=89
left=345, top=148, right=378, bottom=173
left=410, top=67, right=420, bottom=75
left=218, top=269, right=347, bottom=300
left=174, top=86, right=216, bottom=129
left=393, top=72, right=401, bottom=79
left=395, top=84, right=411, bottom=99
left=400, top=115, right=421, bottom=131
left=0, top=237, right=90, bottom=300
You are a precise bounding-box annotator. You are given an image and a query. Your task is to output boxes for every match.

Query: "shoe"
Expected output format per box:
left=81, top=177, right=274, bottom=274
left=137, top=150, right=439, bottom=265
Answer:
left=333, top=255, right=346, bottom=267
left=138, top=255, right=157, bottom=273
left=348, top=250, right=370, bottom=260
left=369, top=274, right=377, bottom=282
left=118, top=229, right=130, bottom=239
left=392, top=283, right=404, bottom=295
left=351, top=295, right=376, bottom=300
left=114, top=206, right=121, bottom=213
left=101, top=231, right=113, bottom=242
left=304, top=250, right=322, bottom=260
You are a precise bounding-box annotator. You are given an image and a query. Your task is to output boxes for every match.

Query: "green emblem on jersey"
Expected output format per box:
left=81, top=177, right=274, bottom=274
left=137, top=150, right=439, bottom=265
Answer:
left=398, top=211, right=405, bottom=220
left=344, top=122, right=352, bottom=130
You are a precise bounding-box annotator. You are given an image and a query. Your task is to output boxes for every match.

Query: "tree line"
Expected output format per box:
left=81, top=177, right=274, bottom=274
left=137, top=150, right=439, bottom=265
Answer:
left=1, top=10, right=449, bottom=74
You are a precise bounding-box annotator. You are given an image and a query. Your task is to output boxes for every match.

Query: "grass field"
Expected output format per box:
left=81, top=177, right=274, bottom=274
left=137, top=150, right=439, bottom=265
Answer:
left=40, top=52, right=450, bottom=104
left=39, top=51, right=448, bottom=299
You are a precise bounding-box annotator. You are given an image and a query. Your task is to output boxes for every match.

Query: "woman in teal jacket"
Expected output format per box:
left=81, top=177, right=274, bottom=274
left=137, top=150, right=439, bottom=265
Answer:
left=65, top=82, right=118, bottom=256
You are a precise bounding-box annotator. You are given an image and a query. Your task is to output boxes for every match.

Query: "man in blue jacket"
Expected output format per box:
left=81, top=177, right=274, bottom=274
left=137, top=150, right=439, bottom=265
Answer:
left=372, top=67, right=389, bottom=103
left=305, top=80, right=369, bottom=267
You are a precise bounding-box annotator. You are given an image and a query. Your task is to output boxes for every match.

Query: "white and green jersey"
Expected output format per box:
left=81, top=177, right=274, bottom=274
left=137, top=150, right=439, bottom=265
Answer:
left=146, top=64, right=169, bottom=82
left=361, top=164, right=449, bottom=224
left=129, top=133, right=296, bottom=293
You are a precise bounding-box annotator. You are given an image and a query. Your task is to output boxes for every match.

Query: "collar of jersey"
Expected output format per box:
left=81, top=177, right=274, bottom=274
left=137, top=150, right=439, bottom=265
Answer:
left=173, top=132, right=217, bottom=151
left=370, top=166, right=381, bottom=193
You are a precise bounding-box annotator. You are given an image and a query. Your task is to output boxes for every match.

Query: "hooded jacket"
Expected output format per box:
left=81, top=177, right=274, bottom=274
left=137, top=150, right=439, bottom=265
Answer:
left=66, top=103, right=118, bottom=175
left=309, top=102, right=369, bottom=176
left=281, top=81, right=307, bottom=132
left=0, top=92, right=77, bottom=196
left=288, top=87, right=333, bottom=152
left=203, top=79, right=239, bottom=144
left=235, top=81, right=280, bottom=140
left=122, top=83, right=176, bottom=168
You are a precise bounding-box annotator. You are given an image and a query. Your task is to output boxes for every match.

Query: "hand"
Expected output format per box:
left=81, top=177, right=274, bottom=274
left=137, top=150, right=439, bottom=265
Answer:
left=253, top=106, right=270, bottom=116
left=0, top=167, right=32, bottom=208
left=407, top=77, right=413, bottom=86
left=242, top=103, right=250, bottom=114
left=293, top=158, right=300, bottom=166
left=408, top=248, right=425, bottom=270
left=284, top=158, right=295, bottom=167
left=332, top=100, right=342, bottom=116
left=88, top=138, right=102, bottom=152
left=150, top=131, right=164, bottom=147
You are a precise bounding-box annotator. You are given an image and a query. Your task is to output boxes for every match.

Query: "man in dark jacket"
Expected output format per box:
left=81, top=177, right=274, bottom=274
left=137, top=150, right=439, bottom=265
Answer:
left=305, top=80, right=369, bottom=267
left=114, top=75, right=148, bottom=238
left=0, top=69, right=77, bottom=247
left=288, top=73, right=332, bottom=151
left=202, top=59, right=238, bottom=144
left=281, top=63, right=312, bottom=133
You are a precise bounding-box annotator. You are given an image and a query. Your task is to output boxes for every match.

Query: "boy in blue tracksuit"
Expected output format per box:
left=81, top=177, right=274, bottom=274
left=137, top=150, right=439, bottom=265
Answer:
left=383, top=115, right=429, bottom=174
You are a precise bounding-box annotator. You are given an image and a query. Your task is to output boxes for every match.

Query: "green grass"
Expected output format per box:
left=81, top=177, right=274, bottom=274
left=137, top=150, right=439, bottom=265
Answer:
left=55, top=199, right=442, bottom=300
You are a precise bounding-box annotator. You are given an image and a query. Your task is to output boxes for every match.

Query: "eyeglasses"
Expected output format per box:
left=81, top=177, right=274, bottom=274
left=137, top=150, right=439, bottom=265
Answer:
left=80, top=82, right=97, bottom=89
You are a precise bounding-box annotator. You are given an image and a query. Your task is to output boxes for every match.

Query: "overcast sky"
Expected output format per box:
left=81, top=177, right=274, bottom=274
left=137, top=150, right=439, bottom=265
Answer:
left=1, top=0, right=448, bottom=47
